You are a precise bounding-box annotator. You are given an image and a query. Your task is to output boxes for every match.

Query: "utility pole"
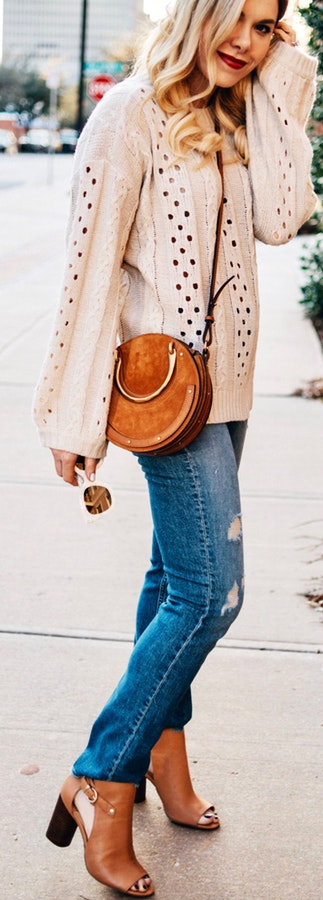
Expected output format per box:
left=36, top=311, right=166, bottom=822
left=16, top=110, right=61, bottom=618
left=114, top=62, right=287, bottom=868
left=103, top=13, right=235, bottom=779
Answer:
left=76, top=0, right=88, bottom=134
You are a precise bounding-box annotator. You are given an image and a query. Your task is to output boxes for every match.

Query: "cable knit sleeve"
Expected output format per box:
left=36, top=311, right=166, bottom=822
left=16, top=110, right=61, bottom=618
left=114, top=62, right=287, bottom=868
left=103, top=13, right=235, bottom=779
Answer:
left=246, top=42, right=317, bottom=244
left=33, top=83, right=151, bottom=458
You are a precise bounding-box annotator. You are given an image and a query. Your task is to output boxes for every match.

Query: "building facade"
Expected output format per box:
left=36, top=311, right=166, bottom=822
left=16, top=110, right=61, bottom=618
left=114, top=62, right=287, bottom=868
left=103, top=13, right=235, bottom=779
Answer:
left=2, top=0, right=144, bottom=82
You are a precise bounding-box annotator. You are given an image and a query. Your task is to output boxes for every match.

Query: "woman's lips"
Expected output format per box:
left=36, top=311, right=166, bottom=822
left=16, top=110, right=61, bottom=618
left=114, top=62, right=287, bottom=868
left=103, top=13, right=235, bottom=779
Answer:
left=217, top=51, right=247, bottom=70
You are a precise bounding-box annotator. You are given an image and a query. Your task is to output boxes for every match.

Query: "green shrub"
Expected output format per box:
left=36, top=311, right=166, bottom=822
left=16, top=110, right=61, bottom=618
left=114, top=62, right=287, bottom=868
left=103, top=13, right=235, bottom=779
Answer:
left=299, top=1, right=323, bottom=231
left=300, top=236, right=323, bottom=320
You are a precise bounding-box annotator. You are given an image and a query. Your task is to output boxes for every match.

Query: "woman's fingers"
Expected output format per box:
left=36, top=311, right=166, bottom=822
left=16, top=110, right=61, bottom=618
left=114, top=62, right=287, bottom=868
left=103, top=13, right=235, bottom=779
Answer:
left=84, top=457, right=99, bottom=483
left=51, top=449, right=79, bottom=485
left=274, top=21, right=297, bottom=45
left=50, top=449, right=99, bottom=485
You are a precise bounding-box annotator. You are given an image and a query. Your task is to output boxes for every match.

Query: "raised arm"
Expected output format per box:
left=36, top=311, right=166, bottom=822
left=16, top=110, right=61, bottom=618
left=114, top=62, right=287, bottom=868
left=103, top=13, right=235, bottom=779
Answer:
left=246, top=41, right=317, bottom=244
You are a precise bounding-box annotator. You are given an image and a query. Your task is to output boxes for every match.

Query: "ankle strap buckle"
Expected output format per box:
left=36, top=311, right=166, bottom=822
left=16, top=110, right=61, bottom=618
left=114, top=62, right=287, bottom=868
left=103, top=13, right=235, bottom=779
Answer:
left=83, top=781, right=98, bottom=804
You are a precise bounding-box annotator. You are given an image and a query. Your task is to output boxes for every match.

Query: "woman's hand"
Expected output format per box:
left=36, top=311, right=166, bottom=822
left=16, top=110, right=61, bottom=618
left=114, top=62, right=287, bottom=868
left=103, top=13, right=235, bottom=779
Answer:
left=274, top=21, right=297, bottom=46
left=51, top=448, right=98, bottom=486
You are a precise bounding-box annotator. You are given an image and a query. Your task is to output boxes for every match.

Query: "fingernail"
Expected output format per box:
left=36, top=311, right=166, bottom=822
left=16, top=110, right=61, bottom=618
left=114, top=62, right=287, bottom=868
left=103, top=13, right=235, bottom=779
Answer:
left=90, top=473, right=95, bottom=482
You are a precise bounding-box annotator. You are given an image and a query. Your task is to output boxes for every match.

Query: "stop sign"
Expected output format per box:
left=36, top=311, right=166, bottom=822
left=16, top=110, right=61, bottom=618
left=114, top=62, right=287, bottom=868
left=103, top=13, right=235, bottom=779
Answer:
left=88, top=74, right=116, bottom=102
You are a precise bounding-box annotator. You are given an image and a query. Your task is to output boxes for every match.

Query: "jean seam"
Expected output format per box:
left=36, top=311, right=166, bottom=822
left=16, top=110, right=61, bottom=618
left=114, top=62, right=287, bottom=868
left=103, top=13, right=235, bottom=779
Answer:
left=107, top=604, right=208, bottom=779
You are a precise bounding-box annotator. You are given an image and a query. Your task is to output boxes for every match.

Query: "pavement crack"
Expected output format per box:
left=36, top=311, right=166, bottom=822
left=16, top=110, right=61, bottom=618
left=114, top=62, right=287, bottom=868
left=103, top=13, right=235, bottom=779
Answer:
left=0, top=627, right=321, bottom=654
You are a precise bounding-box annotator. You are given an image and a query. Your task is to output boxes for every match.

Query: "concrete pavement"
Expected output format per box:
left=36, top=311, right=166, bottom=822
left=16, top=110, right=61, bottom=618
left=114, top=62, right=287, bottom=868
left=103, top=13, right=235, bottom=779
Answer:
left=0, top=154, right=322, bottom=899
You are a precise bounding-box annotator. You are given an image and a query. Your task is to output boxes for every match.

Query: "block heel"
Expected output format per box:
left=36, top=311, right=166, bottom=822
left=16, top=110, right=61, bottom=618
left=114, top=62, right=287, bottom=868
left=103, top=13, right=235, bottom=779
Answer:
left=134, top=776, right=147, bottom=804
left=46, top=793, right=78, bottom=847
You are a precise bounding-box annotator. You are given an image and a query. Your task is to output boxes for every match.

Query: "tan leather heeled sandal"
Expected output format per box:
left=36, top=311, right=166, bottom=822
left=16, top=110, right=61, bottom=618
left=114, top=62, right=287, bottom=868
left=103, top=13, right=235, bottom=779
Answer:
left=135, top=729, right=220, bottom=831
left=46, top=775, right=154, bottom=896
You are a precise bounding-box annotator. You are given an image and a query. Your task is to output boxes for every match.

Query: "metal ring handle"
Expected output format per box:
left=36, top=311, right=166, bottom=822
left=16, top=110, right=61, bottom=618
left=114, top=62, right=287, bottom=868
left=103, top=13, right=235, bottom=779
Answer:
left=115, top=341, right=176, bottom=403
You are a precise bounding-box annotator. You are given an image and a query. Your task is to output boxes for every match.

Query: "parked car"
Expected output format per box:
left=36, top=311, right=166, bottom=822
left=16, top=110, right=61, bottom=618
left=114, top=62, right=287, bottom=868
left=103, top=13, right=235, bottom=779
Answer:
left=60, top=128, right=78, bottom=153
left=0, top=129, right=18, bottom=153
left=18, top=128, right=62, bottom=153
left=0, top=111, right=25, bottom=140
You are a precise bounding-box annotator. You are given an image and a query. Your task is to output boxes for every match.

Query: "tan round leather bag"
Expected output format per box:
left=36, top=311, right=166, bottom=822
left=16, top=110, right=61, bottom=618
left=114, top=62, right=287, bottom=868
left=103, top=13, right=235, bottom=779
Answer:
left=106, top=333, right=213, bottom=456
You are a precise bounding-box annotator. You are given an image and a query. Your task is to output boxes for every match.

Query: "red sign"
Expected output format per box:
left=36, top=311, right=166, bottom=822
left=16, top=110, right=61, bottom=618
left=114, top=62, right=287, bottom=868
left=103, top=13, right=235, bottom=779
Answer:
left=87, top=74, right=116, bottom=102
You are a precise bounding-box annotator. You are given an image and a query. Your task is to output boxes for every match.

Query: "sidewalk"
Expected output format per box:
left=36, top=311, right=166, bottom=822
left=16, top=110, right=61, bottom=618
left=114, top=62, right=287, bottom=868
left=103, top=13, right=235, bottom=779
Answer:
left=1, top=156, right=323, bottom=899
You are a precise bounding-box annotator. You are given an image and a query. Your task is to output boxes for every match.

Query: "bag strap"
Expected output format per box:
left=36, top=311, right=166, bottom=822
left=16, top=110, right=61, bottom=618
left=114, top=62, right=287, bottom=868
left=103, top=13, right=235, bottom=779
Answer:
left=202, top=150, right=234, bottom=357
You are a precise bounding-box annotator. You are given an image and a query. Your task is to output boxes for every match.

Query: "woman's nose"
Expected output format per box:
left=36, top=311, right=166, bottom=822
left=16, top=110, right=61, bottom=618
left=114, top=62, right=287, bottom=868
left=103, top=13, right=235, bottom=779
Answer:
left=230, top=23, right=252, bottom=52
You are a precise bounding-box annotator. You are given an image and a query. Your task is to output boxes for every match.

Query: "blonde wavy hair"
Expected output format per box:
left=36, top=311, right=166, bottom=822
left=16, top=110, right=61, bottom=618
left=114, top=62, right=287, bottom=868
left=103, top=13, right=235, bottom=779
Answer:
left=136, top=0, right=288, bottom=164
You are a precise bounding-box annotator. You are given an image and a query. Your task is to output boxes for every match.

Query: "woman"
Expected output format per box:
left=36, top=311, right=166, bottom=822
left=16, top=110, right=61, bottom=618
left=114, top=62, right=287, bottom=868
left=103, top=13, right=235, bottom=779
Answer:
left=34, top=0, right=316, bottom=895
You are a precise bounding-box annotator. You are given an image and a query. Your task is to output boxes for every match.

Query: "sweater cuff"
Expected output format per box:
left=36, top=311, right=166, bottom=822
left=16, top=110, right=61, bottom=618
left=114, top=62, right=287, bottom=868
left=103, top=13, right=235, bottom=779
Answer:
left=36, top=428, right=108, bottom=460
left=260, top=41, right=317, bottom=82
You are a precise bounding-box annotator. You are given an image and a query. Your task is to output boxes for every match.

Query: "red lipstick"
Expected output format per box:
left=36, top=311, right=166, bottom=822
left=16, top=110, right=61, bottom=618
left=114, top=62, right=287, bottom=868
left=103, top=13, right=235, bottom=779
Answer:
left=217, top=51, right=247, bottom=70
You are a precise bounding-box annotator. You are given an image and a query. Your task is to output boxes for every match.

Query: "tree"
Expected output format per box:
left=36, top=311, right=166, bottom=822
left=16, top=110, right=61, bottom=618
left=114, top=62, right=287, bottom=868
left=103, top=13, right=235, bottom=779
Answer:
left=58, top=85, right=78, bottom=128
left=298, top=1, right=323, bottom=333
left=299, top=0, right=323, bottom=203
left=0, top=64, right=50, bottom=118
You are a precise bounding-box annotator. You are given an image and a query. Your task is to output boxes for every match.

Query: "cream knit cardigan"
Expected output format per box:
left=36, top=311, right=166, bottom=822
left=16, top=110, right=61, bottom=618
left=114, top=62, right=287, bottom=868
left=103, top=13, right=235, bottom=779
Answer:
left=33, top=43, right=317, bottom=459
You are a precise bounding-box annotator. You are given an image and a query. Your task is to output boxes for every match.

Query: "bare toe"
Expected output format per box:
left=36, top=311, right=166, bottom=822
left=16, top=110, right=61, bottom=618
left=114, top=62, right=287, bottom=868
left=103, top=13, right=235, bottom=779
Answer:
left=198, top=806, right=220, bottom=828
left=131, top=874, right=153, bottom=893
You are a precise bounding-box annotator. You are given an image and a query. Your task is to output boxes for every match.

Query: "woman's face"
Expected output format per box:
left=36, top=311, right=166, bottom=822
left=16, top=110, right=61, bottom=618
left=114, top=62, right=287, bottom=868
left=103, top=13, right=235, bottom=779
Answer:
left=196, top=0, right=279, bottom=91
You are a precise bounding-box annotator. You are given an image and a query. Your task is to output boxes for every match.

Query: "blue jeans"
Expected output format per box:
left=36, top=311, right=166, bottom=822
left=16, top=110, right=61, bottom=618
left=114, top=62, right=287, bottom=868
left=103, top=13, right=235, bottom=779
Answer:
left=72, top=422, right=246, bottom=785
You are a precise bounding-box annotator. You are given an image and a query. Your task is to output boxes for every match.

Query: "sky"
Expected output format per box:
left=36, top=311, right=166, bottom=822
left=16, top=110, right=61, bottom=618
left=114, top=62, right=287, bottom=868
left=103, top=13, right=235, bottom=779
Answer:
left=143, top=0, right=168, bottom=21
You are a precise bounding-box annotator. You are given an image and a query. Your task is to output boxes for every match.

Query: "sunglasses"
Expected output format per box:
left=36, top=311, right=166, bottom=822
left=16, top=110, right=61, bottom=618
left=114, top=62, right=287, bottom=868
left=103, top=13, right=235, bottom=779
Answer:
left=75, top=457, right=113, bottom=520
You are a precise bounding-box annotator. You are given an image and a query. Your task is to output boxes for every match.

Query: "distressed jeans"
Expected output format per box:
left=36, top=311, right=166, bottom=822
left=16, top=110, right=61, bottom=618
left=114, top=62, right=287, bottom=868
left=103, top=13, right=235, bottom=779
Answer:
left=72, top=422, right=247, bottom=785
